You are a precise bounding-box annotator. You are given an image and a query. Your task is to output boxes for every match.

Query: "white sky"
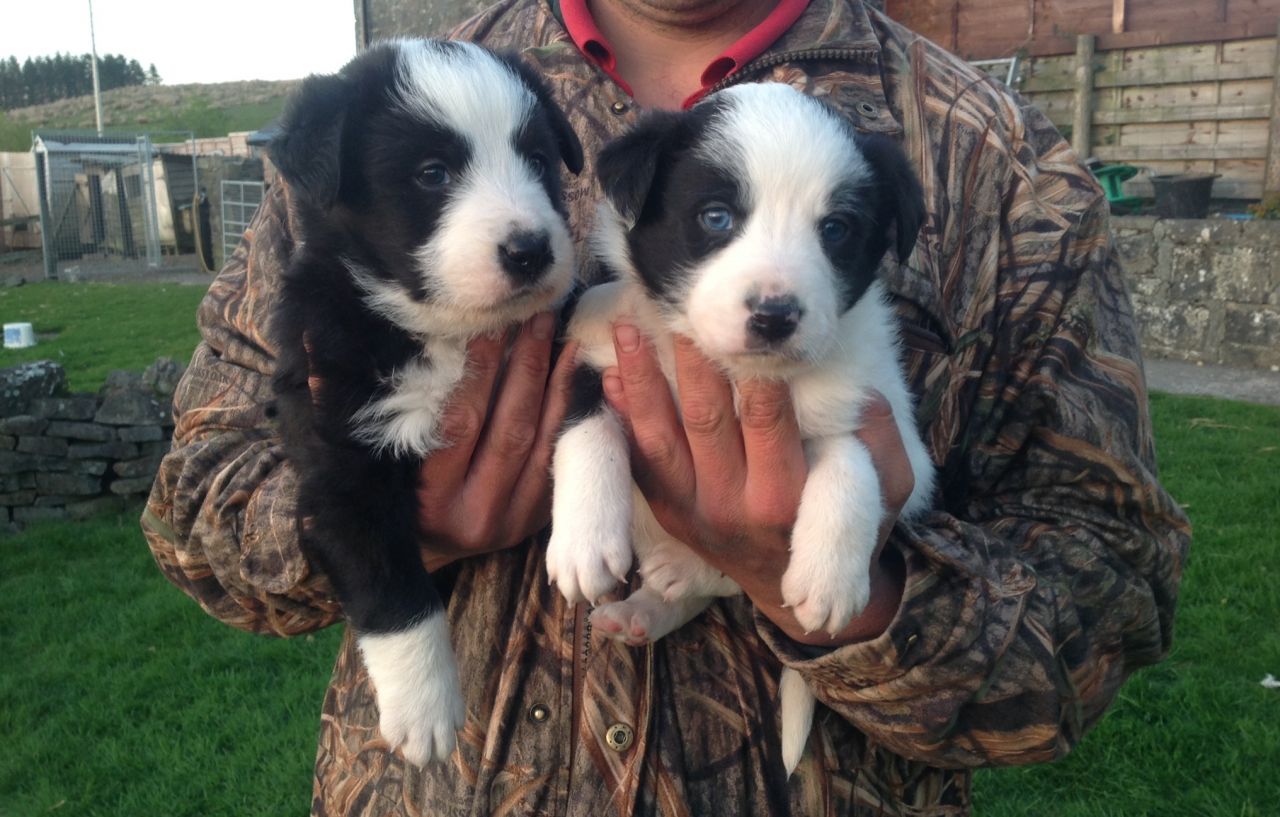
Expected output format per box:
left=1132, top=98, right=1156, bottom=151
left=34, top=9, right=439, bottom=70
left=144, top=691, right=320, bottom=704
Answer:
left=0, top=0, right=358, bottom=85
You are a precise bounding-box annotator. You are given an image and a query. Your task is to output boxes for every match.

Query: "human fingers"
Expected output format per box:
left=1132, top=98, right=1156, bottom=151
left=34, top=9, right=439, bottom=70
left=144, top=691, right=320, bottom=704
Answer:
left=504, top=338, right=581, bottom=538
left=417, top=328, right=507, bottom=515
left=608, top=322, right=695, bottom=502
left=736, top=376, right=806, bottom=530
left=670, top=335, right=744, bottom=503
left=467, top=312, right=555, bottom=496
left=854, top=391, right=915, bottom=520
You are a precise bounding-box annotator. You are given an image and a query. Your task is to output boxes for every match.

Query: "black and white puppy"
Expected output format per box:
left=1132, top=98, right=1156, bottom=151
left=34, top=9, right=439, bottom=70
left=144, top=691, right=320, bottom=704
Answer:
left=269, top=40, right=582, bottom=766
left=546, top=83, right=935, bottom=774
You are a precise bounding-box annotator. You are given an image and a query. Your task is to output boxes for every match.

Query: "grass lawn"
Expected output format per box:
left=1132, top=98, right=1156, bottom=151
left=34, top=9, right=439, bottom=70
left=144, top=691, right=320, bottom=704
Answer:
left=0, top=282, right=206, bottom=391
left=2, top=388, right=1277, bottom=811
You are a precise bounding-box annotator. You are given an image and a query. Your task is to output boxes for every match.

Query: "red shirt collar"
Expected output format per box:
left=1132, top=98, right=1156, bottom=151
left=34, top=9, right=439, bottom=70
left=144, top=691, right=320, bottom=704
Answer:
left=559, top=0, right=810, bottom=108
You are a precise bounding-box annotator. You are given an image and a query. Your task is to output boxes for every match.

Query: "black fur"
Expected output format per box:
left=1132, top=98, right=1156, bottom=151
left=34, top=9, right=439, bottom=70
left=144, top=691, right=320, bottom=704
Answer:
left=268, top=41, right=577, bottom=648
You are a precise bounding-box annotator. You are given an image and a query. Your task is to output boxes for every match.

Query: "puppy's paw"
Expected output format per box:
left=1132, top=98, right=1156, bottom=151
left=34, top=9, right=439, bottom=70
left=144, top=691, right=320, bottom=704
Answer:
left=637, top=539, right=724, bottom=601
left=357, top=616, right=465, bottom=766
left=546, top=522, right=632, bottom=605
left=590, top=587, right=714, bottom=646
left=780, top=537, right=872, bottom=636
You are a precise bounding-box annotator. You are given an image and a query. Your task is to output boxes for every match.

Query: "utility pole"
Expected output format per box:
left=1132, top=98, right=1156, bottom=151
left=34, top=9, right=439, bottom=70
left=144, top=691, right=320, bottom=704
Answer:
left=88, top=0, right=104, bottom=136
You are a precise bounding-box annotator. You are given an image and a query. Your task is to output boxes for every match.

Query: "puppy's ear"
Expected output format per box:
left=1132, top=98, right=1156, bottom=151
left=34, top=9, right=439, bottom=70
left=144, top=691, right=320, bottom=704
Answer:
left=596, top=111, right=688, bottom=225
left=858, top=133, right=926, bottom=262
left=497, top=53, right=584, bottom=175
left=270, top=72, right=354, bottom=210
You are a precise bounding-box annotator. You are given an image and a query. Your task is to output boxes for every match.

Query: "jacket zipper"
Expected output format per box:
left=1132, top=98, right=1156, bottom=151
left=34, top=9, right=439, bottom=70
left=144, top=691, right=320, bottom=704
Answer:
left=705, top=47, right=881, bottom=96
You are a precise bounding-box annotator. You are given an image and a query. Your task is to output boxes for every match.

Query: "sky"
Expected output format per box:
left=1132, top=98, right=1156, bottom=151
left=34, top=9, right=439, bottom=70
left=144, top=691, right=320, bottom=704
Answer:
left=0, top=0, right=358, bottom=84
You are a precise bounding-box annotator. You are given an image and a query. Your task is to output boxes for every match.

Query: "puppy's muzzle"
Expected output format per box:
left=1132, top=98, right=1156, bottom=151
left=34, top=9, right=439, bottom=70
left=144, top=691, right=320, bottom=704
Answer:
left=745, top=294, right=803, bottom=346
left=499, top=230, right=554, bottom=283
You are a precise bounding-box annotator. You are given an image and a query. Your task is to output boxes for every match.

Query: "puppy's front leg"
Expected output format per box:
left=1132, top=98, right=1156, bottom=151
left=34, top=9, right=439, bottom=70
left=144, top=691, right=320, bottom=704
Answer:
left=781, top=434, right=884, bottom=635
left=547, top=366, right=634, bottom=604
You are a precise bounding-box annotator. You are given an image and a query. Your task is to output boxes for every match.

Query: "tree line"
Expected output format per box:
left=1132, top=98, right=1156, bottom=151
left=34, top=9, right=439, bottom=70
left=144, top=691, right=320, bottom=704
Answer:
left=0, top=53, right=161, bottom=110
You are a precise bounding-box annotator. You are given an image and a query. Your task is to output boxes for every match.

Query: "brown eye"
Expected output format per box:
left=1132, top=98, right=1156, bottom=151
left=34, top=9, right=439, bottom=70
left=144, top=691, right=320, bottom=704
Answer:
left=416, top=160, right=450, bottom=188
left=820, top=216, right=850, bottom=244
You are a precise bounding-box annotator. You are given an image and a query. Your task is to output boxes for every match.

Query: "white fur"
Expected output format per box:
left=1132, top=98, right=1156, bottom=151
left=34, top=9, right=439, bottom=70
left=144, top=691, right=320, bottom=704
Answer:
left=357, top=611, right=466, bottom=765
left=546, top=410, right=635, bottom=604
left=388, top=41, right=575, bottom=337
left=551, top=83, right=937, bottom=777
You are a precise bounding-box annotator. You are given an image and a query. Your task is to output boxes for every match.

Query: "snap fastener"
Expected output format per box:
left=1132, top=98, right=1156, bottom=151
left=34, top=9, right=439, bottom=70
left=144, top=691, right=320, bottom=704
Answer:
left=605, top=722, right=634, bottom=751
left=528, top=703, right=550, bottom=723
left=610, top=100, right=629, bottom=115
left=856, top=101, right=879, bottom=117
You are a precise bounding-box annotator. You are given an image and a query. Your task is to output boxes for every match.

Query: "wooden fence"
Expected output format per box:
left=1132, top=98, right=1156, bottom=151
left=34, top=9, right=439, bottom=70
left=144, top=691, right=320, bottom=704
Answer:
left=1015, top=30, right=1280, bottom=200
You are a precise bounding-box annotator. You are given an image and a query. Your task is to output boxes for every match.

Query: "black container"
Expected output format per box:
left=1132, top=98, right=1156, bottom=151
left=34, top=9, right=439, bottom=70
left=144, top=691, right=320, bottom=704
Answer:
left=1149, top=173, right=1218, bottom=219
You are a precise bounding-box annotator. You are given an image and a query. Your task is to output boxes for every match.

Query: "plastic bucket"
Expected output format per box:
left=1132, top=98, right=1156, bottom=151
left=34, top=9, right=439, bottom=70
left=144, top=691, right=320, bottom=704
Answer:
left=1149, top=174, right=1218, bottom=219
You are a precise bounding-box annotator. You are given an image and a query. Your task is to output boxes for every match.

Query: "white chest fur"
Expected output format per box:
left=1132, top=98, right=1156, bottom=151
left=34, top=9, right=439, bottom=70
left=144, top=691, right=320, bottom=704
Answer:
left=350, top=336, right=469, bottom=459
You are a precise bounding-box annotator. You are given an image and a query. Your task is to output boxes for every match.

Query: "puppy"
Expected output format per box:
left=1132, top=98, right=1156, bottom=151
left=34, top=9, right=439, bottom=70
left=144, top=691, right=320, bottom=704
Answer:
left=546, top=82, right=935, bottom=774
left=268, top=40, right=582, bottom=766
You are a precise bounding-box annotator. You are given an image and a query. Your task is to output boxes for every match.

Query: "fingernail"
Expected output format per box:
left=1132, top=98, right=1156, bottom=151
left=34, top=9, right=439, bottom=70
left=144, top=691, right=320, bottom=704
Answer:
left=531, top=311, right=554, bottom=341
left=614, top=323, right=639, bottom=353
left=602, top=371, right=623, bottom=400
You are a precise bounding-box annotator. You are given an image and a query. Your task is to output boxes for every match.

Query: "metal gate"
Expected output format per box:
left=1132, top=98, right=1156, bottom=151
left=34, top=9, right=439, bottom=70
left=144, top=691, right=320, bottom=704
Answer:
left=220, top=180, right=264, bottom=264
left=32, top=129, right=197, bottom=280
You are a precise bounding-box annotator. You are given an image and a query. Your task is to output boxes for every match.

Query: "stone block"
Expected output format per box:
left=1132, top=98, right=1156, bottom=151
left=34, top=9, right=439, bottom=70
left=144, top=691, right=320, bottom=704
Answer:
left=0, top=474, right=27, bottom=492
left=0, top=435, right=13, bottom=451
left=17, top=436, right=69, bottom=457
left=117, top=425, right=164, bottom=443
left=94, top=391, right=168, bottom=426
left=137, top=441, right=171, bottom=458
left=1212, top=245, right=1278, bottom=304
left=1165, top=245, right=1215, bottom=300
left=1221, top=306, right=1280, bottom=368
left=1113, top=230, right=1155, bottom=277
left=143, top=357, right=186, bottom=397
left=110, top=476, right=156, bottom=496
left=29, top=396, right=99, bottom=421
left=67, top=459, right=109, bottom=476
left=67, top=441, right=139, bottom=460
left=113, top=455, right=164, bottom=479
left=13, top=505, right=68, bottom=523
left=0, top=415, right=49, bottom=435
left=0, top=450, right=67, bottom=474
left=0, top=360, right=67, bottom=417
left=45, top=421, right=117, bottom=442
left=0, top=490, right=36, bottom=505
left=67, top=495, right=127, bottom=520
left=1135, top=302, right=1212, bottom=361
left=36, top=472, right=104, bottom=496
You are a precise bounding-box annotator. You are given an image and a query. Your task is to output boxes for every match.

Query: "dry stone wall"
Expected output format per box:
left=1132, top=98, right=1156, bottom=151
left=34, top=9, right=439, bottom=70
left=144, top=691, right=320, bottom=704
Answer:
left=1114, top=216, right=1280, bottom=370
left=1, top=358, right=182, bottom=530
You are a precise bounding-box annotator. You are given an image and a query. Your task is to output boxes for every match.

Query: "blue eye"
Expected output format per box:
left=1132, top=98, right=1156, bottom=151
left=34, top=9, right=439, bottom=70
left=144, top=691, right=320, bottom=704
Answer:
left=699, top=205, right=735, bottom=233
left=820, top=216, right=850, bottom=244
left=417, top=161, right=450, bottom=188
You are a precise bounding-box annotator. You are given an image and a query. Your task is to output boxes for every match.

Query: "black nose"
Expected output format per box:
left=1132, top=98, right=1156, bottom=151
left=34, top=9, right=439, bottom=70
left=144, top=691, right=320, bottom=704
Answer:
left=745, top=295, right=803, bottom=344
left=499, top=231, right=552, bottom=282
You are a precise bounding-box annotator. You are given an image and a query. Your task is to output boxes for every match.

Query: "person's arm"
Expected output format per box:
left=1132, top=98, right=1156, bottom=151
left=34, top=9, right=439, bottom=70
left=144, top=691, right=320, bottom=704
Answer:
left=605, top=115, right=1189, bottom=768
left=142, top=183, right=576, bottom=637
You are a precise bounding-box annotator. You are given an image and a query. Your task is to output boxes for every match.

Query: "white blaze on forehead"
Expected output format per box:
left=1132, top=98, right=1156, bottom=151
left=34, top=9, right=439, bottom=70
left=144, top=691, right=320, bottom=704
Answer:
left=698, top=83, right=871, bottom=220
left=394, top=40, right=535, bottom=144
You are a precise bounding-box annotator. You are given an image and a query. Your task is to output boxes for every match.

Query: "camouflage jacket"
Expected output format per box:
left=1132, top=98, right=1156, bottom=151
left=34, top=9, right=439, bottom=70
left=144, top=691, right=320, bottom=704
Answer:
left=141, top=1, right=1191, bottom=814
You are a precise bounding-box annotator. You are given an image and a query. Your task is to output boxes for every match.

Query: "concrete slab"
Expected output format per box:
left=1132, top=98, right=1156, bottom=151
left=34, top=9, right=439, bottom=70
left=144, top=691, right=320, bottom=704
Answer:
left=1145, top=358, right=1280, bottom=407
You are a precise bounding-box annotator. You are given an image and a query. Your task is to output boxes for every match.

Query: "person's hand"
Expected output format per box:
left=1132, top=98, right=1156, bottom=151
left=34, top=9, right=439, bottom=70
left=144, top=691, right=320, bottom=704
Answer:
left=601, top=322, right=913, bottom=646
left=412, top=312, right=577, bottom=572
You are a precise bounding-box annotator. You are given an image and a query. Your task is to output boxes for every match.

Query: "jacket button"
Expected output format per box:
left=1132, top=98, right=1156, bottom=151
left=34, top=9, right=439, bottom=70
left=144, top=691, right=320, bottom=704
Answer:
left=528, top=704, right=550, bottom=723
left=605, top=722, right=634, bottom=751
left=856, top=101, right=879, bottom=117
left=610, top=100, right=629, bottom=115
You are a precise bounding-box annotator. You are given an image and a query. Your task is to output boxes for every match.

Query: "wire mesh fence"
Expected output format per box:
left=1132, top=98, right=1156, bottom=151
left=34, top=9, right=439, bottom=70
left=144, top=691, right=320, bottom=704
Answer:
left=220, top=180, right=264, bottom=266
left=31, top=129, right=209, bottom=280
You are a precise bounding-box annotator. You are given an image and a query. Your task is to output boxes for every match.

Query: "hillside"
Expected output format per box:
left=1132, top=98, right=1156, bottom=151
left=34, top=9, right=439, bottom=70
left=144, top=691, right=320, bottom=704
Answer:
left=0, top=79, right=297, bottom=151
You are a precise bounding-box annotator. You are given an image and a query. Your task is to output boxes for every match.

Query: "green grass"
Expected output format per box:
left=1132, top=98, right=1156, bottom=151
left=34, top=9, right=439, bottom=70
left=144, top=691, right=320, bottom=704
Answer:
left=0, top=509, right=342, bottom=817
left=972, top=392, right=1280, bottom=816
left=0, top=282, right=206, bottom=391
left=1, top=393, right=1277, bottom=815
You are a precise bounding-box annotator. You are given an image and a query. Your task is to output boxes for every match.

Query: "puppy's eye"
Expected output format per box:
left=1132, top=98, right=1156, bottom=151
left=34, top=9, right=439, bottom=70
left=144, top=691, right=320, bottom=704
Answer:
left=416, top=161, right=451, bottom=188
left=820, top=216, right=850, bottom=244
left=527, top=153, right=548, bottom=178
left=699, top=205, right=735, bottom=233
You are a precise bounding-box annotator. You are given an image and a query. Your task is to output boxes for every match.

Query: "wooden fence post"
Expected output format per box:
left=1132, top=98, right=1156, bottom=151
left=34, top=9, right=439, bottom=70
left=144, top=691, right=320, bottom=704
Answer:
left=1265, top=21, right=1280, bottom=195
left=1072, top=34, right=1096, bottom=160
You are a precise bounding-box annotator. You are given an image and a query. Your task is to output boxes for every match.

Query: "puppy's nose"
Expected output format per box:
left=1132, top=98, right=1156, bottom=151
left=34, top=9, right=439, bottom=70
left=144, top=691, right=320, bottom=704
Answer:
left=499, top=230, right=552, bottom=282
left=745, top=295, right=803, bottom=344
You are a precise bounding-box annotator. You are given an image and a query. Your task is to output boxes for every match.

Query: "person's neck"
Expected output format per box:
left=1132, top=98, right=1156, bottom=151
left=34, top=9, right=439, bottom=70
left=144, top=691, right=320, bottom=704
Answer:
left=590, top=0, right=779, bottom=109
